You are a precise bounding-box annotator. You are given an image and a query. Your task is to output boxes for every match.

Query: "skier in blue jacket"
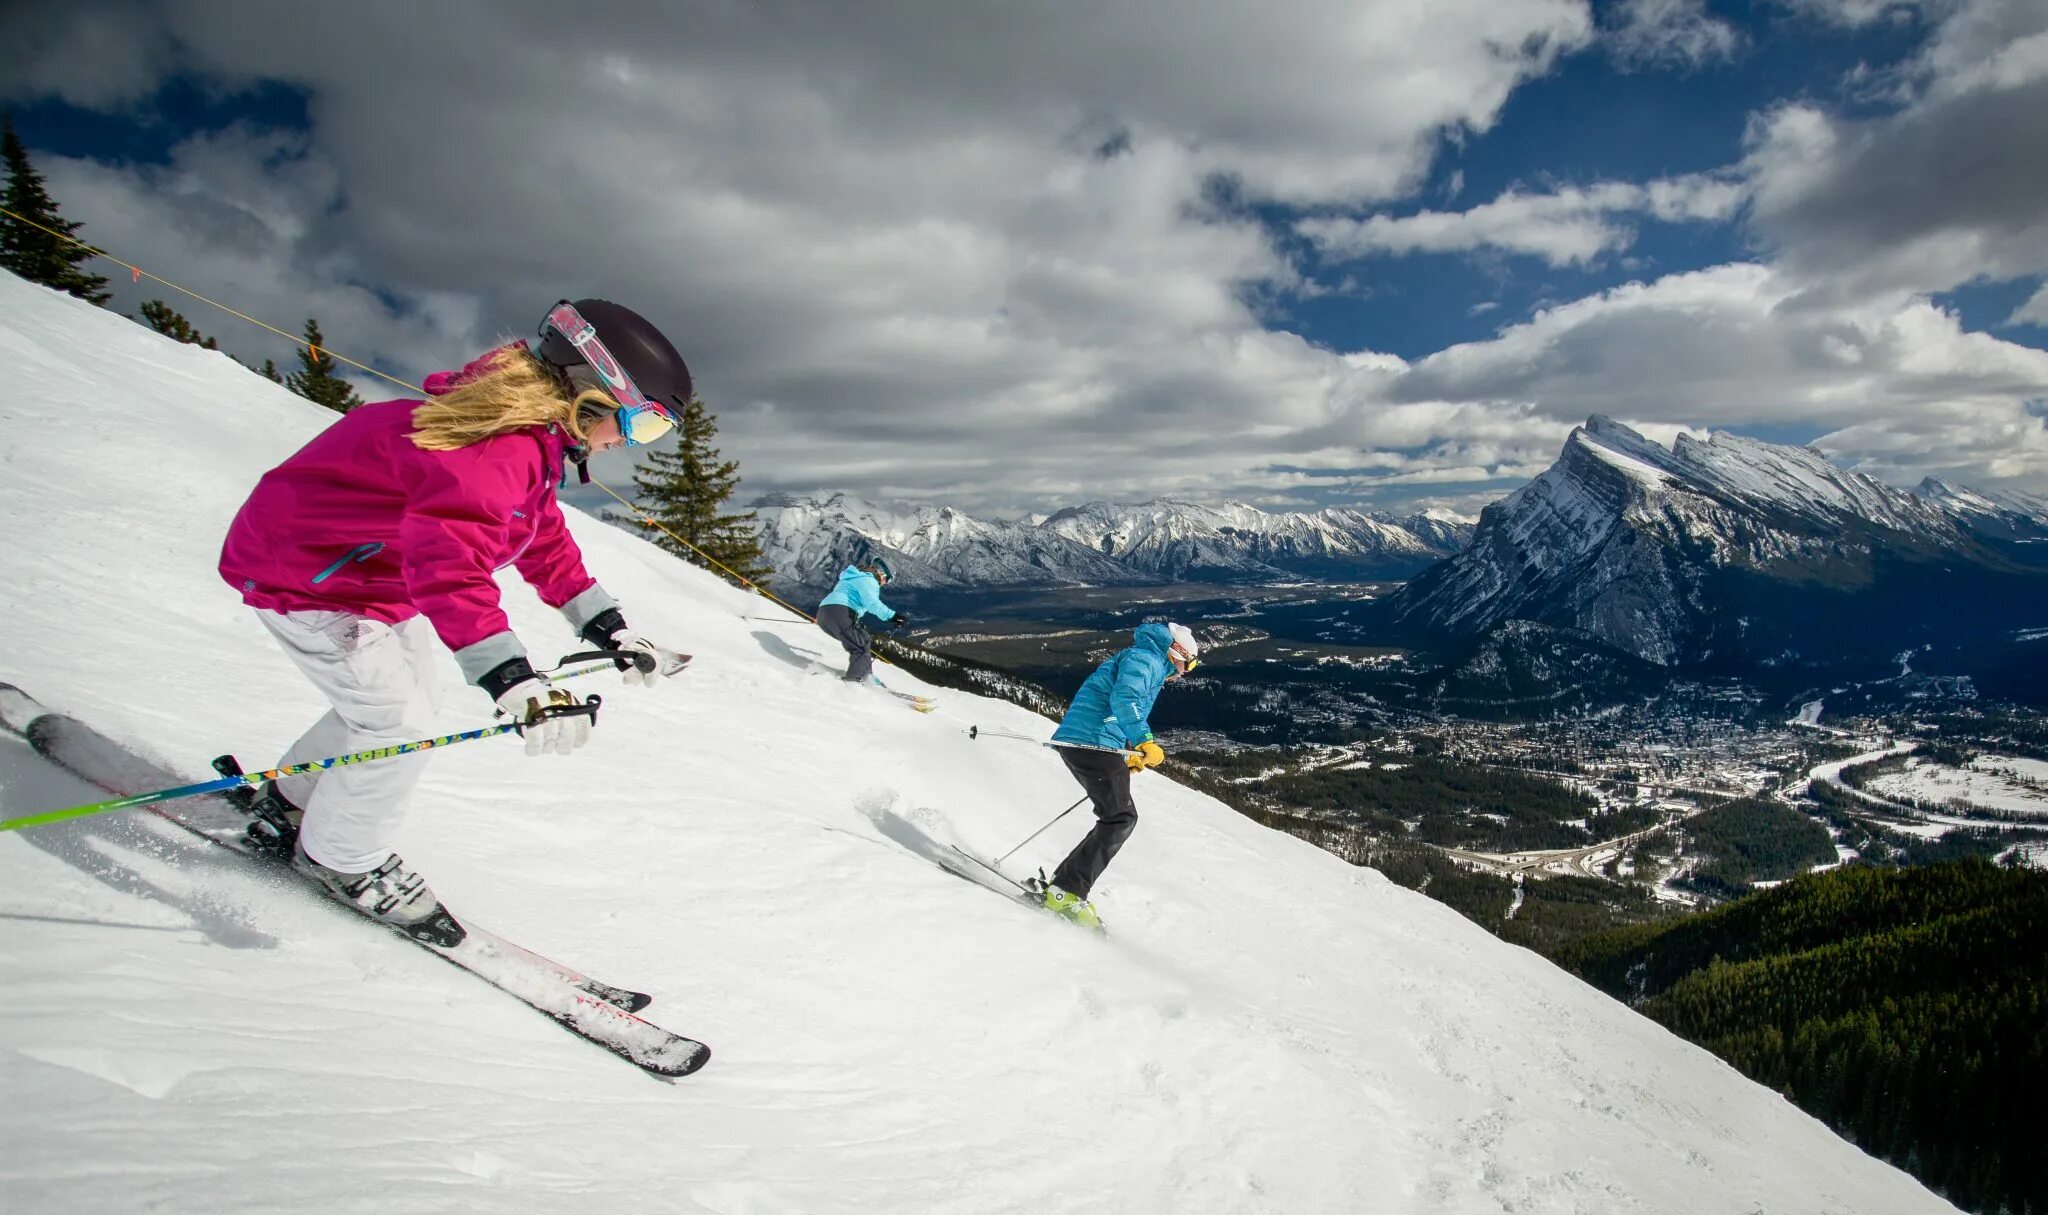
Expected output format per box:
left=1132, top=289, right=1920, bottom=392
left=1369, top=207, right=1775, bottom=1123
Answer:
left=815, top=556, right=909, bottom=683
left=1038, top=621, right=1200, bottom=928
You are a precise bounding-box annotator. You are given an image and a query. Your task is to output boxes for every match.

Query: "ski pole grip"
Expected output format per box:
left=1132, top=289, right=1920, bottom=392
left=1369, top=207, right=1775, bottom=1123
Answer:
left=551, top=648, right=653, bottom=674
left=535, top=693, right=602, bottom=726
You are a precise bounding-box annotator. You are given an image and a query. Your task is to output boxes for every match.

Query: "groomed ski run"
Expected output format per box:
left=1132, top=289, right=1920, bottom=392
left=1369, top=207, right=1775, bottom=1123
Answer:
left=0, top=275, right=1957, bottom=1213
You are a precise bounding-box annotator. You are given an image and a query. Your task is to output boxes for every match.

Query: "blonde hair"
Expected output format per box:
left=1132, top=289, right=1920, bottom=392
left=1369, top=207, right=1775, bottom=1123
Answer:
left=407, top=344, right=617, bottom=451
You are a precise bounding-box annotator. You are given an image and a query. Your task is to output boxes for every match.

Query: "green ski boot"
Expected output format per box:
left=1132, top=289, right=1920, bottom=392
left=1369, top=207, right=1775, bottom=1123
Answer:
left=1041, top=883, right=1104, bottom=932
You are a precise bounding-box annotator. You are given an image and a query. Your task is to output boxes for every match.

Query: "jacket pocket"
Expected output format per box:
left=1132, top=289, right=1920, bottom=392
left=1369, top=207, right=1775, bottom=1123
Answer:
left=310, top=542, right=385, bottom=585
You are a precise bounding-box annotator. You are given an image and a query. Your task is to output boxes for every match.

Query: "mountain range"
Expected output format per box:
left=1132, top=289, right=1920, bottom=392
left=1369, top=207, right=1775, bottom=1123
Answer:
left=748, top=492, right=1473, bottom=591
left=1391, top=415, right=2048, bottom=680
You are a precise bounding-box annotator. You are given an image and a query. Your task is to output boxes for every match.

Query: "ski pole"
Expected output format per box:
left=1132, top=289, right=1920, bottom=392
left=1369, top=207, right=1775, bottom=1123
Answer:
left=544, top=647, right=673, bottom=678
left=966, top=725, right=1137, bottom=758
left=0, top=700, right=599, bottom=835
left=996, top=795, right=1091, bottom=866
left=543, top=645, right=692, bottom=685
left=967, top=725, right=1041, bottom=745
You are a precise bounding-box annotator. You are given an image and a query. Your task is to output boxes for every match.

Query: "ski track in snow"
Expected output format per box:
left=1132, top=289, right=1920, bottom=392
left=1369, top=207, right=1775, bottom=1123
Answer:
left=0, top=275, right=1957, bottom=1213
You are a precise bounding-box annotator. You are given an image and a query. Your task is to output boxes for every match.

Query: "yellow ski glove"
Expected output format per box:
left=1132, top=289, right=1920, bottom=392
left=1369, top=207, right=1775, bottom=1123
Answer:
left=1125, top=740, right=1166, bottom=771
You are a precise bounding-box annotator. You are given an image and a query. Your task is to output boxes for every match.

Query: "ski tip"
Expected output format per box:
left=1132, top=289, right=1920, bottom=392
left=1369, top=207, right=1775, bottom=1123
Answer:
left=652, top=1042, right=712, bottom=1079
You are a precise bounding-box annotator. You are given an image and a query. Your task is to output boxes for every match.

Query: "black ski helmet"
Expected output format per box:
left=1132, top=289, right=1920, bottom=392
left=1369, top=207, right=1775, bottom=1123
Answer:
left=537, top=298, right=693, bottom=412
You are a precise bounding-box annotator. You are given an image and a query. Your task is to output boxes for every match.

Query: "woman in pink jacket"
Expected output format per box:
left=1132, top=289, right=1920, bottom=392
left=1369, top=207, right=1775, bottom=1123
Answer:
left=218, top=299, right=691, bottom=946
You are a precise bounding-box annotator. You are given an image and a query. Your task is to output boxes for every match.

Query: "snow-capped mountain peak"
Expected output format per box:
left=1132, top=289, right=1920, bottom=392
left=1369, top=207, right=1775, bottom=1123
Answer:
left=1395, top=414, right=2048, bottom=669
left=756, top=493, right=1472, bottom=591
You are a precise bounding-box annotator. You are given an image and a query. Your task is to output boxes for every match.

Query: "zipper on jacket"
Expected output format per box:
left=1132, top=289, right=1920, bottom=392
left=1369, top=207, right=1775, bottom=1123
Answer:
left=311, top=542, right=385, bottom=584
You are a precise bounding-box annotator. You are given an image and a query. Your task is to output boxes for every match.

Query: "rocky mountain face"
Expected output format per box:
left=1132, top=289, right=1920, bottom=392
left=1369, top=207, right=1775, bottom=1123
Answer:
left=750, top=493, right=1472, bottom=592
left=1391, top=416, right=2048, bottom=672
left=1913, top=477, right=2048, bottom=542
left=749, top=493, right=1147, bottom=591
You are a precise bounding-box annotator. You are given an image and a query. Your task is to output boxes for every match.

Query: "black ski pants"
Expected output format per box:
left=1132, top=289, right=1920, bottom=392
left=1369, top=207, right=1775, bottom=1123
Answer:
left=1050, top=747, right=1139, bottom=900
left=815, top=603, right=873, bottom=682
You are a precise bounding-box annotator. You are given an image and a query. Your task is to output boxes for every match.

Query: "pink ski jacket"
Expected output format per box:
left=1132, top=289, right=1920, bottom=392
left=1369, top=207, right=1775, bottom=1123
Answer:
left=219, top=377, right=612, bottom=684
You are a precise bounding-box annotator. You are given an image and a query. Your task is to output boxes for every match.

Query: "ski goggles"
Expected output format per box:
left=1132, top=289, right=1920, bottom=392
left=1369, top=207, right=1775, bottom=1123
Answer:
left=1169, top=645, right=1200, bottom=673
left=542, top=301, right=677, bottom=447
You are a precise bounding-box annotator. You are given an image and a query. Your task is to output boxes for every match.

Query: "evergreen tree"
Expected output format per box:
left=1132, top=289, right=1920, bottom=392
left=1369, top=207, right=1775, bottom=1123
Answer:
left=285, top=317, right=363, bottom=414
left=259, top=358, right=281, bottom=383
left=137, top=299, right=220, bottom=349
left=0, top=115, right=111, bottom=304
left=630, top=395, right=773, bottom=588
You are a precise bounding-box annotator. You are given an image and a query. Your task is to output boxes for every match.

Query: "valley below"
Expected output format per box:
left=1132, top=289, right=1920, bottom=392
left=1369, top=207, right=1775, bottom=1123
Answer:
left=895, top=582, right=2048, bottom=951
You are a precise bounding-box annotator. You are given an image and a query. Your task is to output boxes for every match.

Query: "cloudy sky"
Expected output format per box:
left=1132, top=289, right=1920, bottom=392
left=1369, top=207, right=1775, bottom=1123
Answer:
left=7, top=0, right=2046, bottom=519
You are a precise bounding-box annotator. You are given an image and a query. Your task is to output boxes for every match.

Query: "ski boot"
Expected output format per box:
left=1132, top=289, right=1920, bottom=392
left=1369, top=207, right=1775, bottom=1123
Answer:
left=1040, top=882, right=1104, bottom=932
left=292, top=843, right=466, bottom=948
left=211, top=756, right=303, bottom=857
left=244, top=782, right=305, bottom=857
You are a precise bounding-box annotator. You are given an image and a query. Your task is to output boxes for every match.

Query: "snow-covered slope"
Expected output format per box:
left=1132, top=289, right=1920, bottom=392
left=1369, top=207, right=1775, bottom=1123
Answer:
left=0, top=275, right=1953, bottom=1214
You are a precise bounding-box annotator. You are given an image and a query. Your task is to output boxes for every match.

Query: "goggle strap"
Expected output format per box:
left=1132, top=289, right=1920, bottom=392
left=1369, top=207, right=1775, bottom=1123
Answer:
left=544, top=301, right=668, bottom=441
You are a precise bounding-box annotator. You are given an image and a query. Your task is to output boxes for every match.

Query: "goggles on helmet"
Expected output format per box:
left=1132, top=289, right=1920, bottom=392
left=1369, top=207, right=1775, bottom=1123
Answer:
left=1169, top=644, right=1199, bottom=673
left=542, top=300, right=677, bottom=447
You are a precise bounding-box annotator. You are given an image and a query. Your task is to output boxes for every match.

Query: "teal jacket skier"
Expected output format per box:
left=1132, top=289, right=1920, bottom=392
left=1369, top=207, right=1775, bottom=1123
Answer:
left=815, top=558, right=908, bottom=682
left=1040, top=621, right=1200, bottom=930
left=1051, top=621, right=1176, bottom=752
left=819, top=563, right=896, bottom=625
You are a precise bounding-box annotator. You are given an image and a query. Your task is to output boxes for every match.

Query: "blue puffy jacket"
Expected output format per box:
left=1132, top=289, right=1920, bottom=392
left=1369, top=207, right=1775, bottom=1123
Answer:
left=818, top=564, right=895, bottom=623
left=1052, top=622, right=1174, bottom=751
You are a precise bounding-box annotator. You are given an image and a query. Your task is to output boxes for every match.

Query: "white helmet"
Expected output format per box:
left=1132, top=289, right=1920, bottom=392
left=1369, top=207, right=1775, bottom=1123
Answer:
left=1166, top=622, right=1199, bottom=660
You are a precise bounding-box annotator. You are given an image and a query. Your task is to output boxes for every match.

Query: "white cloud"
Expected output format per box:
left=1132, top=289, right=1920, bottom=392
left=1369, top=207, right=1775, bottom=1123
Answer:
left=1740, top=0, right=2048, bottom=300
left=1771, top=0, right=1950, bottom=29
left=0, top=2, right=177, bottom=111
left=1298, top=175, right=1744, bottom=268
left=1392, top=263, right=2048, bottom=482
left=1605, top=0, right=1746, bottom=70
left=2011, top=281, right=2048, bottom=327
left=8, top=0, right=2046, bottom=517
left=4, top=0, right=1606, bottom=516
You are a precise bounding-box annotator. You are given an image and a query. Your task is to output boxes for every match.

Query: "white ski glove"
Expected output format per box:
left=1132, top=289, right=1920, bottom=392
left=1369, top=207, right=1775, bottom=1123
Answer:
left=494, top=676, right=592, bottom=757
left=577, top=607, right=678, bottom=689
left=608, top=629, right=667, bottom=689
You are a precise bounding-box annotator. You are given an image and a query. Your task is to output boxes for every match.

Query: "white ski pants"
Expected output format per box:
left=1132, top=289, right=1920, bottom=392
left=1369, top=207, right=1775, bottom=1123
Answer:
left=256, top=609, right=444, bottom=873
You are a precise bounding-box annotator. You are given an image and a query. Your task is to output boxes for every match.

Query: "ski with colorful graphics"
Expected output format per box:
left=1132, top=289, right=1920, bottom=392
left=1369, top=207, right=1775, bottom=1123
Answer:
left=888, top=690, right=939, bottom=714
left=807, top=665, right=938, bottom=712
left=866, top=677, right=938, bottom=713
left=0, top=683, right=709, bottom=1079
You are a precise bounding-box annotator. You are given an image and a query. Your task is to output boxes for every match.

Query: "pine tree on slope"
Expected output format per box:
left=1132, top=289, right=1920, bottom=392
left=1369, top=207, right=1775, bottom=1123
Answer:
left=630, top=395, right=773, bottom=588
left=286, top=316, right=364, bottom=414
left=0, top=115, right=112, bottom=304
left=138, top=300, right=221, bottom=349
